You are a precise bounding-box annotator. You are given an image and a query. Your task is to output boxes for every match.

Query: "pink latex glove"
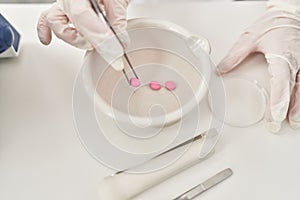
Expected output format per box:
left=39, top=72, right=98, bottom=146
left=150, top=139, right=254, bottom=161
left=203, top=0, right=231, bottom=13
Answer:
left=37, top=0, right=130, bottom=71
left=218, top=0, right=300, bottom=133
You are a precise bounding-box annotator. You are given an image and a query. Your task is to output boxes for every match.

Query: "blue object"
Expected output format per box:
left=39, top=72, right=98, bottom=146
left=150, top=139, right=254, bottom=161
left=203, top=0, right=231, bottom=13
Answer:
left=0, top=14, right=20, bottom=54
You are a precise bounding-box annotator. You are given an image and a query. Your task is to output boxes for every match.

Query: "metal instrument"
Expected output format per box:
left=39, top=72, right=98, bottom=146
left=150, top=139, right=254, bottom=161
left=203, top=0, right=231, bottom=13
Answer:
left=89, top=0, right=139, bottom=84
left=173, top=168, right=233, bottom=200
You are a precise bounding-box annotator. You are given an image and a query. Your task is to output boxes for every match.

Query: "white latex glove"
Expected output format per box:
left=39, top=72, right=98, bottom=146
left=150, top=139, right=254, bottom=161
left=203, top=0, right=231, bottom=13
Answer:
left=217, top=0, right=300, bottom=133
left=37, top=0, right=130, bottom=71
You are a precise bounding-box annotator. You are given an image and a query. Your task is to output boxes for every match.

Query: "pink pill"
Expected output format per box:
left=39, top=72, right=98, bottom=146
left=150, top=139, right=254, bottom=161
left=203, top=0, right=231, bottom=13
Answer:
left=165, top=81, right=176, bottom=91
left=150, top=81, right=161, bottom=90
left=130, top=78, right=140, bottom=87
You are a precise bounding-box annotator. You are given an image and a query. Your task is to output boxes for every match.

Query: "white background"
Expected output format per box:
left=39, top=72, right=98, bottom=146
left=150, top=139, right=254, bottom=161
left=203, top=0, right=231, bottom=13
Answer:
left=0, top=2, right=299, bottom=200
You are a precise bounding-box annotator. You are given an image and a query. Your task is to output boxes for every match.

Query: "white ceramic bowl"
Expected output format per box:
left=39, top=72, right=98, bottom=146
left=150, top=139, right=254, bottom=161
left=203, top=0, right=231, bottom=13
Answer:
left=82, top=18, right=213, bottom=128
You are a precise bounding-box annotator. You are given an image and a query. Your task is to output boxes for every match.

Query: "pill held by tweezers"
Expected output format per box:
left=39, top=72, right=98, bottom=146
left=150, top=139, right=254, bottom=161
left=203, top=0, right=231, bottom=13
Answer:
left=165, top=81, right=176, bottom=91
left=130, top=77, right=141, bottom=87
left=150, top=81, right=161, bottom=90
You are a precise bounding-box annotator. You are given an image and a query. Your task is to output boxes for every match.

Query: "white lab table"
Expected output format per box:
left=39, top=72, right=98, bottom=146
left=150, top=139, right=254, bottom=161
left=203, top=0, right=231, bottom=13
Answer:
left=0, top=2, right=300, bottom=200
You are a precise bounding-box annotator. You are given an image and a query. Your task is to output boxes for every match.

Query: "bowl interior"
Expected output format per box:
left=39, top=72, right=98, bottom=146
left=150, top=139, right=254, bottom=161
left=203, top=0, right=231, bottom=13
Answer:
left=96, top=48, right=204, bottom=121
left=83, top=20, right=212, bottom=127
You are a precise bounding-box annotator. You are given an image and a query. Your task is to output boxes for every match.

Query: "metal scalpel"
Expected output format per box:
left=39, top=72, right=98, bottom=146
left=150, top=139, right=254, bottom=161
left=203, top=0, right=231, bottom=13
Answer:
left=173, top=168, right=233, bottom=200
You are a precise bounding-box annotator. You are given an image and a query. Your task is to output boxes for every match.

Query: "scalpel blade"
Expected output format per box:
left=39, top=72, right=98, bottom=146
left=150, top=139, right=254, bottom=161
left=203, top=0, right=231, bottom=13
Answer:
left=173, top=168, right=233, bottom=200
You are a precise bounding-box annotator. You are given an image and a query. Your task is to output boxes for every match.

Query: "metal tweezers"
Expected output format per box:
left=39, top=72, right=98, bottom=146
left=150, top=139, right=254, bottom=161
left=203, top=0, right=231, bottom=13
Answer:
left=89, top=0, right=139, bottom=84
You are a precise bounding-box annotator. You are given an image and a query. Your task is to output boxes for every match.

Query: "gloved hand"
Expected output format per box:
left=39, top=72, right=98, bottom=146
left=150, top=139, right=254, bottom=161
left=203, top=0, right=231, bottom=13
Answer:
left=37, top=0, right=130, bottom=71
left=217, top=0, right=300, bottom=133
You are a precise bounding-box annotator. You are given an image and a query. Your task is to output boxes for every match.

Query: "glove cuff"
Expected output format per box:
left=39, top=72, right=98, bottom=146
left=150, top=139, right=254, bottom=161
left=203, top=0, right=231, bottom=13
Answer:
left=268, top=0, right=300, bottom=17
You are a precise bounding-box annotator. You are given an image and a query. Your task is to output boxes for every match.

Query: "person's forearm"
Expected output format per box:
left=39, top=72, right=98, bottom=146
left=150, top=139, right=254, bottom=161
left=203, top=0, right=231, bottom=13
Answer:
left=269, top=0, right=300, bottom=7
left=268, top=0, right=300, bottom=14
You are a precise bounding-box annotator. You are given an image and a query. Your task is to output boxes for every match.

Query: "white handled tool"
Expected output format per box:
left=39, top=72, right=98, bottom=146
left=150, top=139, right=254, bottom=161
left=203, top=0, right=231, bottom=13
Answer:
left=98, top=129, right=220, bottom=200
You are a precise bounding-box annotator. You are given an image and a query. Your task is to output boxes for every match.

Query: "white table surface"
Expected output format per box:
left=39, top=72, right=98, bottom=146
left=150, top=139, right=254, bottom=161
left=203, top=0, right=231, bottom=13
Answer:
left=1, top=2, right=300, bottom=200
